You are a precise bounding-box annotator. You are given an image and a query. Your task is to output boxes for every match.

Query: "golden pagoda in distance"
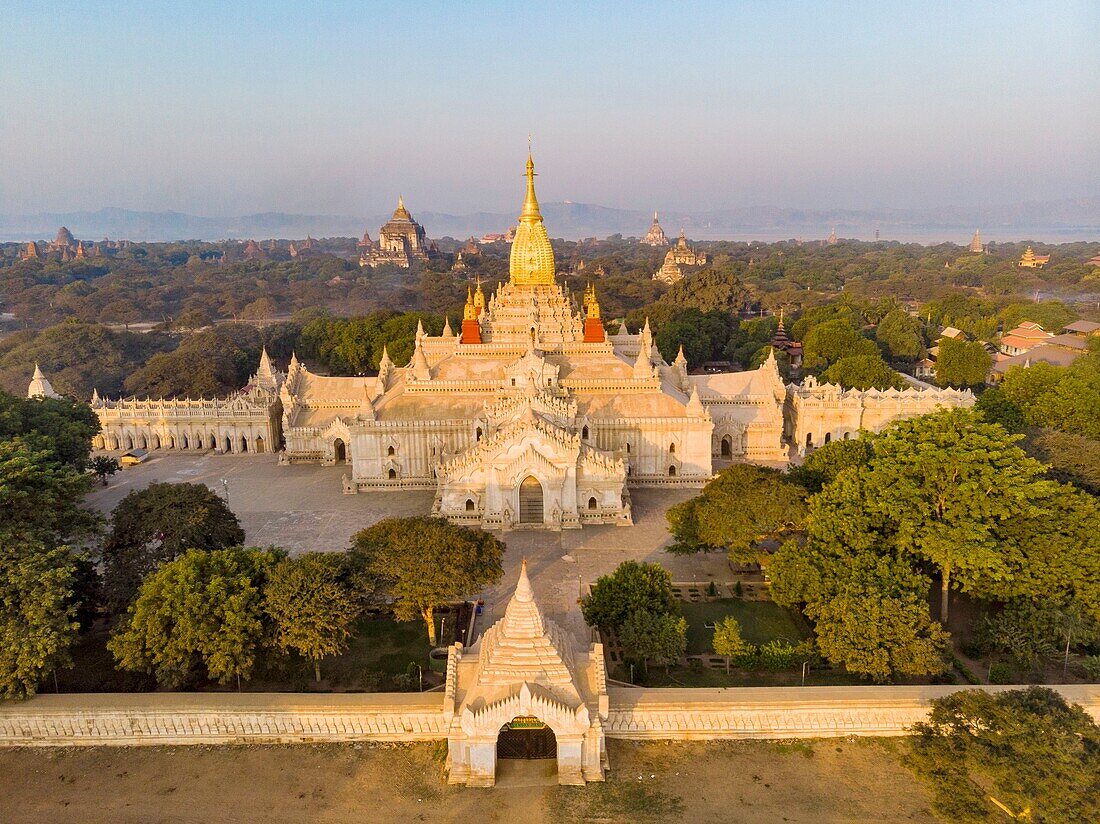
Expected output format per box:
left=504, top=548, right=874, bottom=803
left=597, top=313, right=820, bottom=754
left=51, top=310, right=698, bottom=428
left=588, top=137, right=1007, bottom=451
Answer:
left=509, top=151, right=556, bottom=286
left=1019, top=245, right=1051, bottom=268
left=969, top=229, right=984, bottom=253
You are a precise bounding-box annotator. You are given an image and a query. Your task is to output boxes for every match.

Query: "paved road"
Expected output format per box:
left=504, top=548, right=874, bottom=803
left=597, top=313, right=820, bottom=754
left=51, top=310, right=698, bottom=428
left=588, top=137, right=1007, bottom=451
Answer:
left=88, top=452, right=733, bottom=643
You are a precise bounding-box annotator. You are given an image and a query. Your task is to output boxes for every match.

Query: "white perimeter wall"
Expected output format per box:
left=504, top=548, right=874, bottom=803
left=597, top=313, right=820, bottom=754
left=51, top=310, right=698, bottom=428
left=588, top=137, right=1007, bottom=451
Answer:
left=1, top=685, right=1097, bottom=747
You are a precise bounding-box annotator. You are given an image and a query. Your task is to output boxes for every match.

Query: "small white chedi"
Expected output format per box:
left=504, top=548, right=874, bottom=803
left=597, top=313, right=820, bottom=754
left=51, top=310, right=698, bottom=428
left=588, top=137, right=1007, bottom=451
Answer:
left=35, top=152, right=973, bottom=529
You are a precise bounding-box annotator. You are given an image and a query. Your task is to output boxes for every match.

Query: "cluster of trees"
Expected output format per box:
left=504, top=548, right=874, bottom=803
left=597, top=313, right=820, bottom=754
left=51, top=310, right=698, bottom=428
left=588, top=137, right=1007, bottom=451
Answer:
left=580, top=561, right=686, bottom=674
left=0, top=428, right=506, bottom=697
left=0, top=390, right=100, bottom=698
left=667, top=409, right=1100, bottom=682
left=101, top=500, right=504, bottom=688
left=907, top=687, right=1100, bottom=823
left=0, top=311, right=451, bottom=399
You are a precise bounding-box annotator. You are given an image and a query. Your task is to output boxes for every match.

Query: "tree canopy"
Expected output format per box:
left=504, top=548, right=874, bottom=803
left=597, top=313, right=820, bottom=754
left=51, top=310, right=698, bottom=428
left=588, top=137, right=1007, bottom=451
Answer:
left=667, top=464, right=806, bottom=562
left=907, top=688, right=1100, bottom=824
left=108, top=546, right=282, bottom=688
left=350, top=517, right=504, bottom=645
left=100, top=482, right=245, bottom=611
left=581, top=560, right=677, bottom=633
left=265, top=553, right=359, bottom=682
left=820, top=354, right=907, bottom=390
left=934, top=338, right=992, bottom=389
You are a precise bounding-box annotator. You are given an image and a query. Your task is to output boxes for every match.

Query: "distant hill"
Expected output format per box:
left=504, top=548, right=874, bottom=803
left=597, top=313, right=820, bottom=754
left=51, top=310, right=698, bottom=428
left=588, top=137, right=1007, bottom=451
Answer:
left=1, top=198, right=1097, bottom=244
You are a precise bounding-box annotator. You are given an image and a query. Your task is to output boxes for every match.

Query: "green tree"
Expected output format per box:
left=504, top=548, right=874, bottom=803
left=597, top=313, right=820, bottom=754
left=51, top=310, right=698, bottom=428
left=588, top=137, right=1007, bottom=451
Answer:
left=874, top=309, right=925, bottom=362
left=0, top=437, right=97, bottom=543
left=712, top=616, right=753, bottom=674
left=907, top=688, right=1100, bottom=824
left=1023, top=428, right=1100, bottom=495
left=934, top=338, right=992, bottom=389
left=350, top=517, right=504, bottom=645
left=100, top=482, right=245, bottom=611
left=581, top=561, right=677, bottom=633
left=264, top=553, right=360, bottom=682
left=820, top=354, right=907, bottom=390
left=666, top=464, right=806, bottom=562
left=0, top=391, right=101, bottom=470
left=863, top=409, right=1051, bottom=623
left=786, top=436, right=873, bottom=493
left=0, top=536, right=80, bottom=699
left=108, top=546, right=281, bottom=688
left=770, top=538, right=949, bottom=681
left=801, top=319, right=878, bottom=371
left=619, top=610, right=687, bottom=673
left=89, top=455, right=120, bottom=486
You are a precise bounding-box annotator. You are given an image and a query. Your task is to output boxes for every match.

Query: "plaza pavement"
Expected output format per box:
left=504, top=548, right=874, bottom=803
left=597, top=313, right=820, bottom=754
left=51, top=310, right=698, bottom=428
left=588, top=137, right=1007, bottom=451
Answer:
left=87, top=452, right=734, bottom=643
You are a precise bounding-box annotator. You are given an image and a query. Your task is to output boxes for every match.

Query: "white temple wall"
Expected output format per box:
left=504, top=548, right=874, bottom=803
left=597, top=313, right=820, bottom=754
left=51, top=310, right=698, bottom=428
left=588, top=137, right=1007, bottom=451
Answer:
left=4, top=685, right=1095, bottom=748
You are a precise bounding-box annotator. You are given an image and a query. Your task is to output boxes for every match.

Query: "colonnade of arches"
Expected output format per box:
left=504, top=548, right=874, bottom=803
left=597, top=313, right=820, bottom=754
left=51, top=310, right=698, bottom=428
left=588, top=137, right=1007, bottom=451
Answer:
left=96, top=429, right=268, bottom=454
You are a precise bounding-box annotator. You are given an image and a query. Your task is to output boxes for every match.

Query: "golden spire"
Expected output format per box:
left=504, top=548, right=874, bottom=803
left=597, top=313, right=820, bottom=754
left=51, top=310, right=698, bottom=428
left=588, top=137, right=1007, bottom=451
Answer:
left=474, top=275, right=485, bottom=311
left=520, top=150, right=542, bottom=223
left=509, top=147, right=556, bottom=286
left=587, top=284, right=601, bottom=319
left=463, top=285, right=477, bottom=320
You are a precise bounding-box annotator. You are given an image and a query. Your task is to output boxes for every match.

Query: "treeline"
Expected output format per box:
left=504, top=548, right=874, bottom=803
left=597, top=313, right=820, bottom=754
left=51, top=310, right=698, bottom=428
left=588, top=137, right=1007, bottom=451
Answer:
left=0, top=386, right=508, bottom=697
left=667, top=409, right=1100, bottom=683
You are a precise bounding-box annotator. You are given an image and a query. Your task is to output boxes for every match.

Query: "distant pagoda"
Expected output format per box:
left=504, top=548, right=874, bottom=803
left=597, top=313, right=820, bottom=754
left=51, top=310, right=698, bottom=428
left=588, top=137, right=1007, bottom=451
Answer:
left=642, top=212, right=669, bottom=247
left=969, top=229, right=984, bottom=254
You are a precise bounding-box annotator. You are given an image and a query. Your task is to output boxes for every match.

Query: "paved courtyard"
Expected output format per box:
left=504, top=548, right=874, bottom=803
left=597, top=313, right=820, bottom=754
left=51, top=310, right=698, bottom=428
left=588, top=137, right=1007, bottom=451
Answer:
left=87, top=453, right=734, bottom=643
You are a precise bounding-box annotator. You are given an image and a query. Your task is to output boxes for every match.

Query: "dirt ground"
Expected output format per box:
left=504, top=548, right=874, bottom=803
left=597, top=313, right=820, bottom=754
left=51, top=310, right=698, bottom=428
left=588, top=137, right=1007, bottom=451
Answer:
left=0, top=738, right=937, bottom=824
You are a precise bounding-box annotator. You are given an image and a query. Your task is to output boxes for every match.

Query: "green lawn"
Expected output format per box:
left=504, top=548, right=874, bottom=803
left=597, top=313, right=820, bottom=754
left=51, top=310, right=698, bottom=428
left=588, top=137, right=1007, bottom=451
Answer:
left=679, top=598, right=808, bottom=654
left=323, top=615, right=433, bottom=686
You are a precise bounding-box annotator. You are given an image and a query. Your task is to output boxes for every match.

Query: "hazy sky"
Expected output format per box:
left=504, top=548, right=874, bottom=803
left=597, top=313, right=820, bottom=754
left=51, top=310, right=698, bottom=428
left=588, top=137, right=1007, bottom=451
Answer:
left=1, top=0, right=1097, bottom=216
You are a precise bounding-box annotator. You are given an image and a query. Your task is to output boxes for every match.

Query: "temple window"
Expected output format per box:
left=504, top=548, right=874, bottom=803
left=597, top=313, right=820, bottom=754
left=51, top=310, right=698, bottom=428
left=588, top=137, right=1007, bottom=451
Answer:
left=668, top=465, right=677, bottom=477
left=582, top=425, right=589, bottom=440
left=588, top=497, right=597, bottom=510
left=476, top=427, right=483, bottom=441
left=387, top=468, right=397, bottom=480
left=387, top=445, right=395, bottom=456
left=466, top=499, right=475, bottom=512
left=668, top=442, right=676, bottom=454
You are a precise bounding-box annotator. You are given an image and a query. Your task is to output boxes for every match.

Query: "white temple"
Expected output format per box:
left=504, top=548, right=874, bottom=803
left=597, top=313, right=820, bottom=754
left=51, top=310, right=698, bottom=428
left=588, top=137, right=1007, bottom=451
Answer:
left=44, top=151, right=974, bottom=530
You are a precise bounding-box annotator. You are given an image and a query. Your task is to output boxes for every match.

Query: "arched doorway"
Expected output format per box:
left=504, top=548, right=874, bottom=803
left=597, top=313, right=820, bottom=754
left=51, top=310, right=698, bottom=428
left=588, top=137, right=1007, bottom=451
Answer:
left=497, top=717, right=556, bottom=761
left=224, top=435, right=232, bottom=453
left=720, top=435, right=732, bottom=457
left=518, top=476, right=543, bottom=524
left=333, top=439, right=346, bottom=464
left=240, top=435, right=248, bottom=453
left=255, top=435, right=265, bottom=454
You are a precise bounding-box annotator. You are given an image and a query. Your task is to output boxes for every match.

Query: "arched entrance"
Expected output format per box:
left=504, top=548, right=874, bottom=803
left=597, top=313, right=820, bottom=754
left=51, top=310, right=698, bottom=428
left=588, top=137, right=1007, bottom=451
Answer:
left=255, top=435, right=265, bottom=454
left=497, top=717, right=556, bottom=760
left=720, top=435, right=732, bottom=457
left=518, top=476, right=543, bottom=524
left=333, top=438, right=346, bottom=464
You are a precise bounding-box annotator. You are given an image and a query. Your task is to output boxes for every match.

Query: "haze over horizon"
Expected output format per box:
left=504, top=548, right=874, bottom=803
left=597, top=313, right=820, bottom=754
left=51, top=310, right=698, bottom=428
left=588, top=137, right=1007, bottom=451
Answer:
left=1, top=1, right=1097, bottom=220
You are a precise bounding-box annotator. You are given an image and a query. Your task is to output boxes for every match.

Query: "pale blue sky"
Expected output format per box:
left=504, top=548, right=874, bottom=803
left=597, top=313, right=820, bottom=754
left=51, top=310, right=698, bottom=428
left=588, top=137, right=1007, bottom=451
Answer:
left=0, top=0, right=1096, bottom=215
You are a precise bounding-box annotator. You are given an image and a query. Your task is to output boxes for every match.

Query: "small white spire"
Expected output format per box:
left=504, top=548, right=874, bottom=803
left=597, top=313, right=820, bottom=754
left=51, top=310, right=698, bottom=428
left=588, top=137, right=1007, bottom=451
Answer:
left=514, top=559, right=533, bottom=603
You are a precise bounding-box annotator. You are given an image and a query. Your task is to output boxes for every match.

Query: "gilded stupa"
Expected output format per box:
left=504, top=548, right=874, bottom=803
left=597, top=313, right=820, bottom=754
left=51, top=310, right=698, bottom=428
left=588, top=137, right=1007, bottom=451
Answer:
left=509, top=152, right=556, bottom=285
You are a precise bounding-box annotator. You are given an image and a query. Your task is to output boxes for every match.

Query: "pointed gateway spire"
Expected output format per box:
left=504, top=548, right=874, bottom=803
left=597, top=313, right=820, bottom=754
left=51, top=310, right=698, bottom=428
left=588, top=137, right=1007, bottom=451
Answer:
left=289, top=351, right=300, bottom=371
left=416, top=318, right=426, bottom=341
left=674, top=345, right=687, bottom=367
left=90, top=387, right=100, bottom=404
left=473, top=559, right=578, bottom=691
left=442, top=317, right=453, bottom=337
